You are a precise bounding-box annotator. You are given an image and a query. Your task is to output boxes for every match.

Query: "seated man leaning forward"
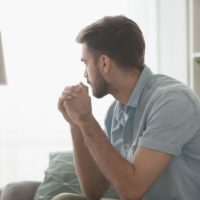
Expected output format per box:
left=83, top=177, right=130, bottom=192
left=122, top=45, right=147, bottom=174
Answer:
left=55, top=15, right=200, bottom=200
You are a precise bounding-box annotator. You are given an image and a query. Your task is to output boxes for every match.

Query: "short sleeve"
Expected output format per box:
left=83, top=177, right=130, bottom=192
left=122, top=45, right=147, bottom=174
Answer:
left=138, top=90, right=200, bottom=155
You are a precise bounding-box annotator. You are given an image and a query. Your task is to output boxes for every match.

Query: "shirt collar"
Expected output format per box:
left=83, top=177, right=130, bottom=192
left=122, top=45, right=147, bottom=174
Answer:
left=114, top=66, right=153, bottom=126
left=127, top=65, right=153, bottom=108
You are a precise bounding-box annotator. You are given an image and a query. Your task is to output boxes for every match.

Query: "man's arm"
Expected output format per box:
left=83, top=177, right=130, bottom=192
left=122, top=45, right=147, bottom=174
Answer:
left=69, top=124, right=110, bottom=198
left=78, top=116, right=171, bottom=200
left=63, top=83, right=172, bottom=200
left=58, top=89, right=110, bottom=199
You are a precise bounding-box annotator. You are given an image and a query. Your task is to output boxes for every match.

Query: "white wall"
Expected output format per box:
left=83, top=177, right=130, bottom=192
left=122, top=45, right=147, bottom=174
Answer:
left=0, top=0, right=190, bottom=186
left=157, top=0, right=189, bottom=84
left=128, top=0, right=159, bottom=73
left=0, top=0, right=158, bottom=186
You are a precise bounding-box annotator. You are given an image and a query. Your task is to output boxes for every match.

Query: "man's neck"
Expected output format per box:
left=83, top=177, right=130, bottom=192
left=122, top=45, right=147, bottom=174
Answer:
left=111, top=68, right=142, bottom=105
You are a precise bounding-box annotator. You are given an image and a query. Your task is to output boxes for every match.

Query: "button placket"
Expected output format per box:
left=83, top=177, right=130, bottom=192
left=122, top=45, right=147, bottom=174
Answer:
left=123, top=111, right=134, bottom=157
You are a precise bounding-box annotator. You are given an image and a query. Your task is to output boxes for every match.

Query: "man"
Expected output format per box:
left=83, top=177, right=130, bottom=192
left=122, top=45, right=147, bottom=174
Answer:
left=55, top=15, right=200, bottom=200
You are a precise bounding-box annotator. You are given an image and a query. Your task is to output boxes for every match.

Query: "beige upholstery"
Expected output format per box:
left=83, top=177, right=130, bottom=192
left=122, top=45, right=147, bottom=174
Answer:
left=0, top=181, right=41, bottom=200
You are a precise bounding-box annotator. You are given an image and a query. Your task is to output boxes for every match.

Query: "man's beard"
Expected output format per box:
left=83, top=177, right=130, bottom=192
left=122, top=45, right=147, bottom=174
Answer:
left=91, top=68, right=109, bottom=98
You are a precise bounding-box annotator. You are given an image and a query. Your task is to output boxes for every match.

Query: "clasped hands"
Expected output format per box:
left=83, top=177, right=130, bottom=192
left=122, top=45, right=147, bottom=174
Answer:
left=58, top=82, right=92, bottom=126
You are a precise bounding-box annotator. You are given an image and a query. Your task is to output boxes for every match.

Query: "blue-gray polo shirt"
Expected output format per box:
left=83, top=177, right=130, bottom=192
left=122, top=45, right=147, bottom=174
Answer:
left=104, top=66, right=200, bottom=200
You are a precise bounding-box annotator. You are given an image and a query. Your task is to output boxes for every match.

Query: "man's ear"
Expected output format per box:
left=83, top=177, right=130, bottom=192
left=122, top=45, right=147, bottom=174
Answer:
left=98, top=55, right=111, bottom=74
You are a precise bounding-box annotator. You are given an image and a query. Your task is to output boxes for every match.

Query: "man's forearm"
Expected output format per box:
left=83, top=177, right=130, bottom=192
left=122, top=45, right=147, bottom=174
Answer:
left=77, top=116, right=139, bottom=200
left=69, top=124, right=110, bottom=198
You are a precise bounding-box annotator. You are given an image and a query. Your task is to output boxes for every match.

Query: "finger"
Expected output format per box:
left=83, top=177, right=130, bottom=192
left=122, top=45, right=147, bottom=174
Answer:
left=63, top=90, right=78, bottom=97
left=62, top=89, right=75, bottom=96
left=58, top=97, right=65, bottom=111
left=63, top=100, right=69, bottom=108
left=74, top=85, right=81, bottom=92
left=61, top=95, right=73, bottom=100
left=64, top=85, right=75, bottom=90
left=63, top=86, right=81, bottom=95
left=64, top=84, right=79, bottom=90
left=80, top=82, right=89, bottom=92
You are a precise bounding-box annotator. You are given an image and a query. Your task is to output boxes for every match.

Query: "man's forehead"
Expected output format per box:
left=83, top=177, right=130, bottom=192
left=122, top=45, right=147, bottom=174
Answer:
left=82, top=43, right=89, bottom=53
left=81, top=44, right=90, bottom=60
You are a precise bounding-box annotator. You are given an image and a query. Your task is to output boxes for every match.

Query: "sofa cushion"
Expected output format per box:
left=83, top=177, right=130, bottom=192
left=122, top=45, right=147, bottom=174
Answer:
left=33, top=151, right=119, bottom=200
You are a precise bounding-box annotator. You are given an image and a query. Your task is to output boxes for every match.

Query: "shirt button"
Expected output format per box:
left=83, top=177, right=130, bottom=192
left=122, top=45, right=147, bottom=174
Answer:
left=124, top=143, right=129, bottom=148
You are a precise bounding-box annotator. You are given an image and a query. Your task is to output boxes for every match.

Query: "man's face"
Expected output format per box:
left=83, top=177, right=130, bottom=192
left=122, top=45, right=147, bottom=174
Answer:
left=81, top=44, right=109, bottom=98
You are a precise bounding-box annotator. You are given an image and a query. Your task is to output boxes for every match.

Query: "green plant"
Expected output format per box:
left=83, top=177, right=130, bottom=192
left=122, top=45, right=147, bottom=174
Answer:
left=195, top=57, right=200, bottom=65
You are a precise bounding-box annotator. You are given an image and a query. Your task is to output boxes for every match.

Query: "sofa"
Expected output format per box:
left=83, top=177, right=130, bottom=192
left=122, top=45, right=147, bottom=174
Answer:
left=0, top=181, right=41, bottom=200
left=0, top=181, right=118, bottom=200
left=0, top=151, right=79, bottom=200
left=0, top=152, right=119, bottom=200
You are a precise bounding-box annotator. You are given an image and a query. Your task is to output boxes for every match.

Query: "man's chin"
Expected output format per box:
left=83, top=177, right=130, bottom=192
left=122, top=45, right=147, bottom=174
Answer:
left=92, top=90, right=108, bottom=98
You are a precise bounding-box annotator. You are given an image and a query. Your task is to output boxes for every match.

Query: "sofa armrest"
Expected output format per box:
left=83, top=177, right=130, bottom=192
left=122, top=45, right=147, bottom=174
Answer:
left=1, top=181, right=41, bottom=200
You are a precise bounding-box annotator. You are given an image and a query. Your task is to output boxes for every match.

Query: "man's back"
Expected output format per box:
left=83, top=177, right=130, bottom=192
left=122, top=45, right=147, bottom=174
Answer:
left=105, top=66, right=200, bottom=199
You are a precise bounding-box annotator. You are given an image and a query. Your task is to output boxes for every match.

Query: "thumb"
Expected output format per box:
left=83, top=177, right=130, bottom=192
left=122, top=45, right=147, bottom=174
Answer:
left=80, top=82, right=89, bottom=92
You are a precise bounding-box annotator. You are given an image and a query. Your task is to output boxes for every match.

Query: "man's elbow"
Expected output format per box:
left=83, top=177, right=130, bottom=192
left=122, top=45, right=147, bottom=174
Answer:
left=84, top=192, right=101, bottom=200
left=119, top=193, right=141, bottom=200
left=81, top=186, right=105, bottom=200
left=116, top=184, right=144, bottom=200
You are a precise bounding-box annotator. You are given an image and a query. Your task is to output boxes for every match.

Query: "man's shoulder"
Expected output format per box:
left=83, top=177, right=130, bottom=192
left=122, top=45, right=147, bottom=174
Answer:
left=139, top=74, right=200, bottom=121
left=144, top=73, right=196, bottom=102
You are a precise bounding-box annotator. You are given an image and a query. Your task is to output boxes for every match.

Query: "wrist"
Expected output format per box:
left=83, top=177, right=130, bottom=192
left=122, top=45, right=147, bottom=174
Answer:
left=69, top=122, right=79, bottom=130
left=77, top=113, right=95, bottom=129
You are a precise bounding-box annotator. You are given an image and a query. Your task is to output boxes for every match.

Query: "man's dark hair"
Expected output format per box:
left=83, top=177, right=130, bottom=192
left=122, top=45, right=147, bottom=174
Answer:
left=76, top=15, right=145, bottom=70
